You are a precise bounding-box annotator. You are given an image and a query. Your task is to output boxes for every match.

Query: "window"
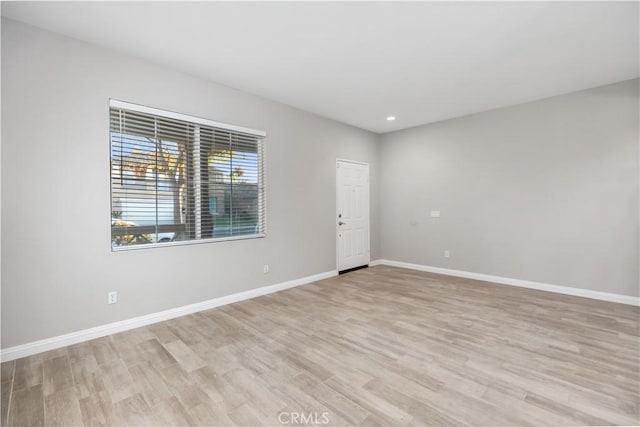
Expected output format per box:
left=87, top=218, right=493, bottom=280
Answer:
left=110, top=100, right=266, bottom=249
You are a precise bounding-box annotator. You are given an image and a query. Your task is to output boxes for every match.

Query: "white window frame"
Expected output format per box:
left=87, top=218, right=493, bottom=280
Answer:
left=109, top=99, right=267, bottom=251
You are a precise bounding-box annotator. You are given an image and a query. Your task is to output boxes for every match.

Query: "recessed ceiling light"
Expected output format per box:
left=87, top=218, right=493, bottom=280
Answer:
left=386, top=116, right=396, bottom=121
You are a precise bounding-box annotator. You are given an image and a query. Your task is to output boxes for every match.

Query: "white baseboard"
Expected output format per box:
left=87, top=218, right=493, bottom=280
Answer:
left=0, top=270, right=338, bottom=362
left=371, top=259, right=639, bottom=306
left=4, top=261, right=636, bottom=362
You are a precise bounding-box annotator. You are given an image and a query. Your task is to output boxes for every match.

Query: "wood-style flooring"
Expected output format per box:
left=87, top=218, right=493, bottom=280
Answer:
left=1, top=265, right=638, bottom=426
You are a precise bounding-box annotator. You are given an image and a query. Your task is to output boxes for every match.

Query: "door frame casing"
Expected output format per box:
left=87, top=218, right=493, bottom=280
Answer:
left=335, top=158, right=371, bottom=272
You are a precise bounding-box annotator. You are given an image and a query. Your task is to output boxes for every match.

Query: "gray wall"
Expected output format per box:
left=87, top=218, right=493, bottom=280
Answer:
left=1, top=19, right=380, bottom=348
left=380, top=79, right=639, bottom=297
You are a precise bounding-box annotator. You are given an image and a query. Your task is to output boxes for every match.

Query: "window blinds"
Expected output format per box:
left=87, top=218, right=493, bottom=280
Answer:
left=110, top=100, right=266, bottom=248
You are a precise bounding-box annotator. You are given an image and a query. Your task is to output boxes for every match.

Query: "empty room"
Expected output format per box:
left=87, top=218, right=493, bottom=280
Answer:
left=1, top=1, right=638, bottom=426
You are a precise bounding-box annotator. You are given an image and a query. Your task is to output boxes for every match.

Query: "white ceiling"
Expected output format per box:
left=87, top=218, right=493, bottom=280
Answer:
left=3, top=2, right=638, bottom=133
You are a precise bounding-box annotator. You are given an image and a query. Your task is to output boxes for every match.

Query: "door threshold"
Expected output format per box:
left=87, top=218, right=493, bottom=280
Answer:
left=338, top=265, right=369, bottom=275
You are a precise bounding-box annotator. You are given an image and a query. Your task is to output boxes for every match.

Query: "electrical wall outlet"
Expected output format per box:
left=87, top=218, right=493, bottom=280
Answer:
left=444, top=250, right=450, bottom=258
left=430, top=210, right=441, bottom=218
left=263, top=264, right=269, bottom=274
left=108, top=291, right=118, bottom=304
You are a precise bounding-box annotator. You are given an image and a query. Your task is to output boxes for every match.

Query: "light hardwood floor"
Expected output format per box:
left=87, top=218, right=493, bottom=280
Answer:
left=1, top=266, right=639, bottom=426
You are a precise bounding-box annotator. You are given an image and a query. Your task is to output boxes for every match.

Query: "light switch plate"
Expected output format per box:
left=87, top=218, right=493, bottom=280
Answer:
left=430, top=210, right=441, bottom=218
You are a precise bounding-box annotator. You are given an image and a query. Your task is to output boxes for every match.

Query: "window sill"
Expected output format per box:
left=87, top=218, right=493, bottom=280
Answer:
left=111, top=233, right=266, bottom=252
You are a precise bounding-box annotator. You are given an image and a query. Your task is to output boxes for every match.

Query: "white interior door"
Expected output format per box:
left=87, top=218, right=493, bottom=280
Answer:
left=336, top=159, right=370, bottom=271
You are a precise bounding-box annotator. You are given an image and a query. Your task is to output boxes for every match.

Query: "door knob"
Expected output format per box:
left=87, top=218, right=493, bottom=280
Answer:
left=338, top=221, right=346, bottom=226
